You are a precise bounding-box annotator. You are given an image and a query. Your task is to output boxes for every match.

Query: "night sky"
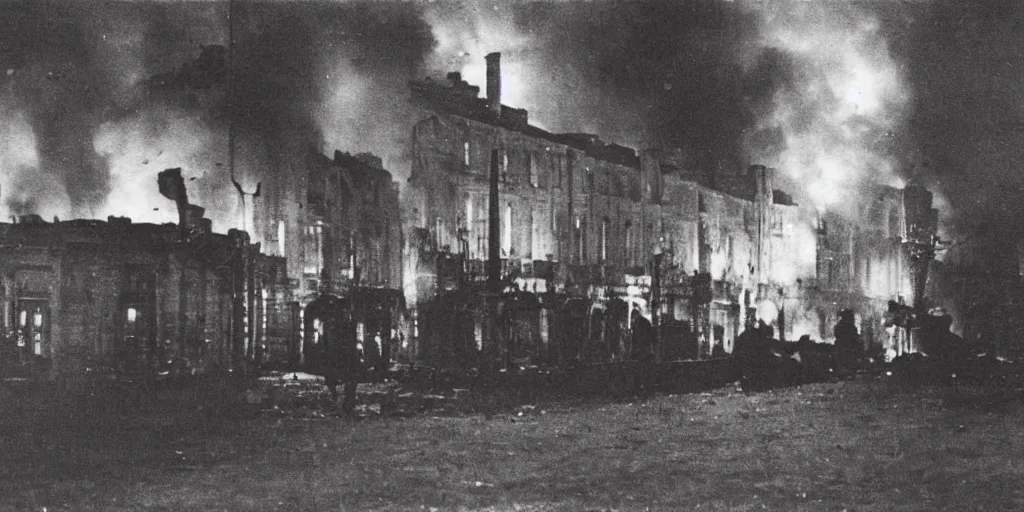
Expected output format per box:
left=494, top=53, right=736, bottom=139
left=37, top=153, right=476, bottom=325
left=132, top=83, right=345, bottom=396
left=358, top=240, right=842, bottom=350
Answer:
left=0, top=0, right=1020, bottom=245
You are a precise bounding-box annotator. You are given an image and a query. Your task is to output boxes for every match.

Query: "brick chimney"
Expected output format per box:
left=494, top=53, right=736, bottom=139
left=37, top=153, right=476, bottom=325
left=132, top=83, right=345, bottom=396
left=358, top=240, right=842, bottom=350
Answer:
left=485, top=52, right=501, bottom=117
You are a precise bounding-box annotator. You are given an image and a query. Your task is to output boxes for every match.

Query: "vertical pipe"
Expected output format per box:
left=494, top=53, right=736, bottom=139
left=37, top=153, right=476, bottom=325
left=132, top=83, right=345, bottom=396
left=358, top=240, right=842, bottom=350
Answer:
left=485, top=53, right=502, bottom=117
left=487, top=149, right=501, bottom=293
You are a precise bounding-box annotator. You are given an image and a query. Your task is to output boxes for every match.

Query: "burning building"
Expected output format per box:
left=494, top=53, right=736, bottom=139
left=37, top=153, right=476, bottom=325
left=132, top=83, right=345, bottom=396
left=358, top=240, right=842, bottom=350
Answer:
left=245, top=148, right=406, bottom=367
left=405, top=52, right=939, bottom=368
left=300, top=150, right=403, bottom=300
left=0, top=207, right=292, bottom=380
left=0, top=146, right=408, bottom=379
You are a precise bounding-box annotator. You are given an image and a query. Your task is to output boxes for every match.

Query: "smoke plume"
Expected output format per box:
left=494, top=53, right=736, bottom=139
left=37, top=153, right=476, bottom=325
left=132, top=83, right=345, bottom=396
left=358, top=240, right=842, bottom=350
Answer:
left=739, top=2, right=913, bottom=212
left=0, top=2, right=434, bottom=232
left=1, top=0, right=1009, bottom=242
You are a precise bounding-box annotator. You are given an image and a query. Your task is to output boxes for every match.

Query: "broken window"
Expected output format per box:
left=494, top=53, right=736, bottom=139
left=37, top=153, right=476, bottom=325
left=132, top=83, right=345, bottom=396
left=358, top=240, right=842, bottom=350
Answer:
left=13, top=301, right=48, bottom=358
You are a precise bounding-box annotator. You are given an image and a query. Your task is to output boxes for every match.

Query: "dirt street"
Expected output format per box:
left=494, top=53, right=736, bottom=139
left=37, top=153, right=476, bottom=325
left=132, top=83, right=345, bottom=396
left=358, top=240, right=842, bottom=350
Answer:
left=2, top=376, right=1023, bottom=511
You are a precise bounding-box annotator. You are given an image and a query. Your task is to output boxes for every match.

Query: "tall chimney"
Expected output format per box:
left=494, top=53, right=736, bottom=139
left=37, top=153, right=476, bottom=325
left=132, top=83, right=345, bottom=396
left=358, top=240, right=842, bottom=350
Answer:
left=485, top=52, right=501, bottom=117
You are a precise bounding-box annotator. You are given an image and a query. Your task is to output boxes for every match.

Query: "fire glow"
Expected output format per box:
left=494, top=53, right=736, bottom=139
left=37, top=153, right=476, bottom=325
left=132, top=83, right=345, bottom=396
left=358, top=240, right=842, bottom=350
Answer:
left=744, top=3, right=910, bottom=211
left=425, top=3, right=544, bottom=129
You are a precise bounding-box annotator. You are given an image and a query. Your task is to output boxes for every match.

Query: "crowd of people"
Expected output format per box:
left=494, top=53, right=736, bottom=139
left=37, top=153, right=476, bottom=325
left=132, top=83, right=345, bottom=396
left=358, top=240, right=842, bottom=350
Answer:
left=732, top=310, right=867, bottom=392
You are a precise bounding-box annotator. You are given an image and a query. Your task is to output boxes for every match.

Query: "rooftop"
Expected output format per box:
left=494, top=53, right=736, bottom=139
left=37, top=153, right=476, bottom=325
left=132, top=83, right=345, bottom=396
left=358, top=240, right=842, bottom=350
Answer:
left=410, top=73, right=640, bottom=169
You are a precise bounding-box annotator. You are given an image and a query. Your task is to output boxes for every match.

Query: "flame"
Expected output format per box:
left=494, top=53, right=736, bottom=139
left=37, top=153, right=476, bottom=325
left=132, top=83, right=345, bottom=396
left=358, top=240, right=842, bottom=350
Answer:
left=786, top=307, right=823, bottom=342
left=424, top=2, right=545, bottom=129
left=771, top=219, right=818, bottom=285
left=93, top=107, right=239, bottom=232
left=745, top=3, right=910, bottom=210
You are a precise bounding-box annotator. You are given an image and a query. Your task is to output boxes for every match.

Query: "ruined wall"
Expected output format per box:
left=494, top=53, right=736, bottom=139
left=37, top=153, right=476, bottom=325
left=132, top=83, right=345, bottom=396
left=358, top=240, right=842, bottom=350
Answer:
left=300, top=150, right=403, bottom=302
left=0, top=220, right=290, bottom=378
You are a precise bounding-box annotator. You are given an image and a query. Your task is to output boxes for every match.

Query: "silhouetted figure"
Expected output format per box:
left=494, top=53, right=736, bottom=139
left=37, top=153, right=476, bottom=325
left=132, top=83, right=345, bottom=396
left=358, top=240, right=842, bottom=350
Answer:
left=630, top=308, right=654, bottom=362
left=364, top=332, right=382, bottom=378
left=383, top=331, right=395, bottom=365
left=920, top=314, right=963, bottom=360
left=734, top=318, right=769, bottom=391
left=630, top=308, right=656, bottom=395
left=322, top=312, right=359, bottom=414
left=834, top=309, right=861, bottom=373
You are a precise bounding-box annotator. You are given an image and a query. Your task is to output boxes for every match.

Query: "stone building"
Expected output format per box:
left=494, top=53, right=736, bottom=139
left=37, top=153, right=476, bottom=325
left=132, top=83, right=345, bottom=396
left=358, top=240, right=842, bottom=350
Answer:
left=0, top=213, right=292, bottom=379
left=239, top=148, right=406, bottom=364
left=405, top=52, right=937, bottom=367
left=300, top=150, right=403, bottom=302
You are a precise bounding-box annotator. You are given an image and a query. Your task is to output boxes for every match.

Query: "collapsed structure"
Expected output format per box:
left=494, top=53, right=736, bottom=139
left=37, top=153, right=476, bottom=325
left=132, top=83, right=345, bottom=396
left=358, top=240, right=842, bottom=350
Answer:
left=405, top=52, right=939, bottom=368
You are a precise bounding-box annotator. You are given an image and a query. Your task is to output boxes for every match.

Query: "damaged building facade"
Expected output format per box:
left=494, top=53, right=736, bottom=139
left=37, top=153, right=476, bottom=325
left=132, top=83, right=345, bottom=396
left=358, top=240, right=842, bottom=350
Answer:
left=246, top=148, right=406, bottom=365
left=0, top=144, right=408, bottom=379
left=405, top=52, right=938, bottom=368
left=0, top=212, right=292, bottom=380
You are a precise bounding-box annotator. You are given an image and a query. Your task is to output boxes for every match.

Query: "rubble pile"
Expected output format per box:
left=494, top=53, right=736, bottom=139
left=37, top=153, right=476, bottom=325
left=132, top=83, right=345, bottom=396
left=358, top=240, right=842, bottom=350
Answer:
left=253, top=371, right=465, bottom=420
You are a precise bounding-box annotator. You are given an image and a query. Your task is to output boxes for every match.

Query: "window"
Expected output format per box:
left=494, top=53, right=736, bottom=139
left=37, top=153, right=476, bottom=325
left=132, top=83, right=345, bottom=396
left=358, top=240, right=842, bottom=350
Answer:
left=575, top=217, right=587, bottom=263
left=555, top=156, right=563, bottom=189
left=277, top=220, right=286, bottom=257
left=475, top=321, right=483, bottom=351
left=625, top=221, right=634, bottom=267
left=31, top=308, right=43, bottom=355
left=502, top=150, right=509, bottom=182
left=527, top=153, right=537, bottom=187
left=539, top=309, right=549, bottom=347
left=600, top=217, right=609, bottom=262
left=502, top=204, right=513, bottom=257
left=463, top=142, right=470, bottom=167
left=528, top=210, right=536, bottom=259
left=465, top=196, right=473, bottom=229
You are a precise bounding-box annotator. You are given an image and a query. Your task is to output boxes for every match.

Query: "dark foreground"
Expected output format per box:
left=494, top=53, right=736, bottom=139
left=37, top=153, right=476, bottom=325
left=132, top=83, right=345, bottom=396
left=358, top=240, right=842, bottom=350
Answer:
left=2, top=374, right=1024, bottom=511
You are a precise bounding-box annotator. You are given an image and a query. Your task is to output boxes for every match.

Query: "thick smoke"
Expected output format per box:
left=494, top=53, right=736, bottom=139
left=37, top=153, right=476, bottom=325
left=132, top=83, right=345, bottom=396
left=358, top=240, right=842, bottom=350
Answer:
left=425, top=1, right=916, bottom=212
left=738, top=2, right=914, bottom=212
left=0, top=3, right=115, bottom=218
left=428, top=1, right=759, bottom=166
left=0, top=2, right=434, bottom=231
left=1, top=0, right=1003, bottom=240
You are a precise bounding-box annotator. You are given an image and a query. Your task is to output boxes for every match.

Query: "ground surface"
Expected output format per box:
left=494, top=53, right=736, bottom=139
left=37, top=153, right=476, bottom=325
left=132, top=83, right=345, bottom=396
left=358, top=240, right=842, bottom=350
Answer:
left=2, top=374, right=1024, bottom=511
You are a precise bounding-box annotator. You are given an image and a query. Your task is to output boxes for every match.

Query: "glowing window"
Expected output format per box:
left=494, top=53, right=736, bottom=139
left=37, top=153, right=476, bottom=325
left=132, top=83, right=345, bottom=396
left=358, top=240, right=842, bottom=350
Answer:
left=600, top=218, right=609, bottom=262
left=277, top=220, right=286, bottom=257
left=463, top=142, right=470, bottom=166
left=502, top=151, right=509, bottom=181
left=502, top=204, right=512, bottom=256
left=126, top=307, right=138, bottom=324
